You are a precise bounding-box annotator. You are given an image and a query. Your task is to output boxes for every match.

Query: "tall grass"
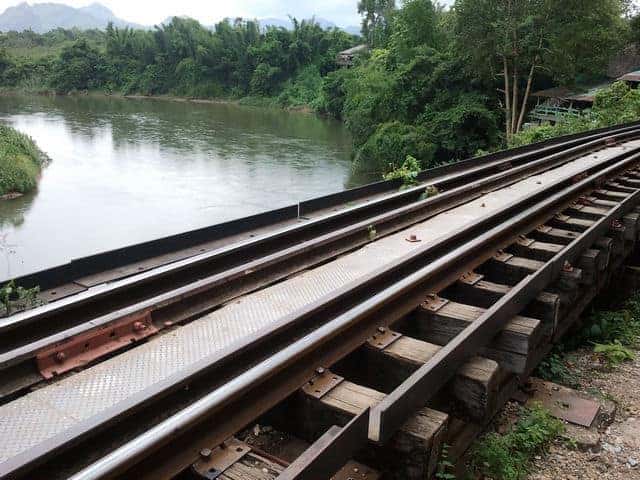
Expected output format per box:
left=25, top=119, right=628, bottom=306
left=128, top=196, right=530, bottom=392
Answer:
left=0, top=125, right=48, bottom=196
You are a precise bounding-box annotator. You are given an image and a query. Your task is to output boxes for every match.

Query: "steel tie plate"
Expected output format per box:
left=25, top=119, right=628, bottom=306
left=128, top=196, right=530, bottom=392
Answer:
left=367, top=328, right=402, bottom=350
left=191, top=438, right=250, bottom=479
left=302, top=371, right=344, bottom=399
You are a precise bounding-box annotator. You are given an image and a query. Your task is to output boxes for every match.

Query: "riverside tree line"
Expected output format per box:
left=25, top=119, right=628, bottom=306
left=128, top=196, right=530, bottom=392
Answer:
left=0, top=0, right=639, bottom=176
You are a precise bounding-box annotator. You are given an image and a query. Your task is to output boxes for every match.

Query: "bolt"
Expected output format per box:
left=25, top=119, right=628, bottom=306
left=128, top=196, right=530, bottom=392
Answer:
left=200, top=448, right=212, bottom=459
left=133, top=321, right=147, bottom=332
left=54, top=351, right=66, bottom=363
left=377, top=326, right=386, bottom=333
left=163, top=321, right=173, bottom=328
left=316, top=367, right=325, bottom=375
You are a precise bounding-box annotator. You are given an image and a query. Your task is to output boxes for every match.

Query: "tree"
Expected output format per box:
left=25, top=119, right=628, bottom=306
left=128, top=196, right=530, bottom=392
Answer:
left=358, top=0, right=396, bottom=47
left=50, top=39, right=106, bottom=92
left=455, top=0, right=626, bottom=139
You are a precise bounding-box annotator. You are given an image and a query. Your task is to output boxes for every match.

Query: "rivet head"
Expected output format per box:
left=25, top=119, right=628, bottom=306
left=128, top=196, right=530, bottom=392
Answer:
left=133, top=321, right=147, bottom=332
left=377, top=326, right=386, bottom=333
left=200, top=448, right=212, bottom=459
left=316, top=367, right=325, bottom=375
left=54, top=352, right=66, bottom=363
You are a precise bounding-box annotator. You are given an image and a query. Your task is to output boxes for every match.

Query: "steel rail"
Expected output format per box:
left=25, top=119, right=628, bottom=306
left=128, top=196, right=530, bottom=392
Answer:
left=2, top=129, right=639, bottom=381
left=67, top=152, right=640, bottom=480
left=2, top=125, right=632, bottom=333
left=370, top=186, right=640, bottom=444
left=6, top=146, right=639, bottom=480
left=8, top=120, right=640, bottom=293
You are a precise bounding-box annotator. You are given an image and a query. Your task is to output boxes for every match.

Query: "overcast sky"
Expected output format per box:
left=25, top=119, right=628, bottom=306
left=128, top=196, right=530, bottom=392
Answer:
left=0, top=0, right=369, bottom=27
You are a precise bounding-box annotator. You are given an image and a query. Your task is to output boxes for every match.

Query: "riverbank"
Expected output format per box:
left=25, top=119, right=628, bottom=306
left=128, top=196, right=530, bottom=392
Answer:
left=0, top=87, right=317, bottom=115
left=0, top=125, right=48, bottom=199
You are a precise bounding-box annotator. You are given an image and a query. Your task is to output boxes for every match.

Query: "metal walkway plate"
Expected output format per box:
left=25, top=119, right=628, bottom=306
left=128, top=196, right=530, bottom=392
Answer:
left=1, top=141, right=638, bottom=465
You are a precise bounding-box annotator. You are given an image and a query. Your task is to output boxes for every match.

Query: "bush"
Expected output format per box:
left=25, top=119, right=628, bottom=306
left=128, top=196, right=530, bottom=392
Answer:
left=354, top=121, right=437, bottom=174
left=471, top=404, right=564, bottom=480
left=0, top=125, right=47, bottom=196
left=383, top=154, right=421, bottom=188
left=277, top=65, right=323, bottom=108
left=316, top=68, right=354, bottom=119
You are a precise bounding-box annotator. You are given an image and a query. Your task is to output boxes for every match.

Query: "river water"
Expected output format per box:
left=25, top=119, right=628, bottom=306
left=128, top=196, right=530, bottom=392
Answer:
left=0, top=95, right=364, bottom=280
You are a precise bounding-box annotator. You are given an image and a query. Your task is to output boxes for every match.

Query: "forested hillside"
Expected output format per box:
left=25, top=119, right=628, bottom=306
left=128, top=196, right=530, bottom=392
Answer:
left=0, top=0, right=637, bottom=175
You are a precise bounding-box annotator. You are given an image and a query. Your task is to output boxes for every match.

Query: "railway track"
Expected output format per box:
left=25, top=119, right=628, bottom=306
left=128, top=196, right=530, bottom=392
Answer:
left=2, top=123, right=640, bottom=403
left=2, top=129, right=640, bottom=479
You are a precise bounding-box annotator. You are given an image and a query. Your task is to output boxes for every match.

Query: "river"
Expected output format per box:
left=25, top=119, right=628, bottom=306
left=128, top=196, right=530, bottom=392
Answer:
left=0, top=94, right=366, bottom=280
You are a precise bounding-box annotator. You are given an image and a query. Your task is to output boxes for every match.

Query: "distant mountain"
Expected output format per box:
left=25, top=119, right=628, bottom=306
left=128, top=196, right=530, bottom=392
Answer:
left=344, top=25, right=361, bottom=36
left=0, top=2, right=143, bottom=33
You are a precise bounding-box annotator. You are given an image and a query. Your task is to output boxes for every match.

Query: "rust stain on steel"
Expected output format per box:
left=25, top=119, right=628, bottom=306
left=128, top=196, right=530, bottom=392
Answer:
left=191, top=438, right=250, bottom=479
left=36, top=310, right=157, bottom=379
left=422, top=294, right=449, bottom=312
left=459, top=271, right=483, bottom=285
left=526, top=378, right=600, bottom=427
left=302, top=370, right=344, bottom=399
left=367, top=327, right=401, bottom=350
left=516, top=235, right=535, bottom=247
left=493, top=250, right=514, bottom=262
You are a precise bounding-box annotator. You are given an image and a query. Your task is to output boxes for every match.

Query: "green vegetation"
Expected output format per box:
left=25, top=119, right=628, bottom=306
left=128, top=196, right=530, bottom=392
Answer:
left=435, top=444, right=456, bottom=480
left=0, top=0, right=639, bottom=177
left=574, top=292, right=640, bottom=349
left=537, top=291, right=640, bottom=386
left=0, top=124, right=47, bottom=196
left=534, top=348, right=578, bottom=388
left=0, top=280, right=40, bottom=316
left=509, top=81, right=640, bottom=148
left=593, top=341, right=635, bottom=366
left=382, top=154, right=421, bottom=189
left=470, top=404, right=565, bottom=480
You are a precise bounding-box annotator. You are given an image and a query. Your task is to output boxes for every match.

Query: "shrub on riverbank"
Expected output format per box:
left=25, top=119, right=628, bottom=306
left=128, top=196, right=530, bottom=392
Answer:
left=0, top=125, right=47, bottom=196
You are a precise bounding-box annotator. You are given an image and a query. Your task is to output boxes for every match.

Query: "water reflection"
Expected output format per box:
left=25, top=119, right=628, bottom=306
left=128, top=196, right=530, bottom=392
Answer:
left=0, top=94, right=369, bottom=279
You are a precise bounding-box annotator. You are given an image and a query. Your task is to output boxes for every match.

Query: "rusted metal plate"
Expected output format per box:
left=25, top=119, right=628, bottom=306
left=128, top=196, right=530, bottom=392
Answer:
left=422, top=294, right=449, bottom=312
left=36, top=311, right=157, bottom=379
left=331, top=460, right=381, bottom=480
left=367, top=327, right=401, bottom=350
left=302, top=370, right=344, bottom=399
left=191, top=438, right=250, bottom=479
left=459, top=271, right=483, bottom=285
left=516, top=236, right=535, bottom=247
left=493, top=251, right=514, bottom=262
left=526, top=378, right=600, bottom=427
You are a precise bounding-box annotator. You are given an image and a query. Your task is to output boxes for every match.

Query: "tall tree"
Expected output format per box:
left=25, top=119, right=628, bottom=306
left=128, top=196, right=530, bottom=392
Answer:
left=455, top=0, right=626, bottom=139
left=358, top=0, right=396, bottom=47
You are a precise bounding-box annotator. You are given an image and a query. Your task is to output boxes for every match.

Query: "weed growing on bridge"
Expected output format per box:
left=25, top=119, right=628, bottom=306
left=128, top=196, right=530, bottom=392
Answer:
left=470, top=404, right=564, bottom=480
left=383, top=155, right=421, bottom=190
left=0, top=280, right=40, bottom=316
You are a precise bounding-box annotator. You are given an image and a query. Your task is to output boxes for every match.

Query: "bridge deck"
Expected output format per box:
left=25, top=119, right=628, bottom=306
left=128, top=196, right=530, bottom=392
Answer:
left=1, top=140, right=638, bottom=467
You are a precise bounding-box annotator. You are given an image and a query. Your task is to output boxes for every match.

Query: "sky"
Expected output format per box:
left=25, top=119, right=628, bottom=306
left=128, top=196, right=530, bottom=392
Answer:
left=0, top=0, right=366, bottom=27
